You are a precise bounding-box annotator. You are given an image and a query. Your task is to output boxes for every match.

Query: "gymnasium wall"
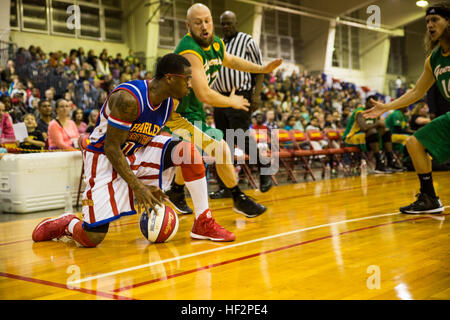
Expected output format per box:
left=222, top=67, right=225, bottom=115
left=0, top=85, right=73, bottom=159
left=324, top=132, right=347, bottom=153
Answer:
left=404, top=19, right=427, bottom=84
left=9, top=30, right=129, bottom=57
left=0, top=0, right=11, bottom=43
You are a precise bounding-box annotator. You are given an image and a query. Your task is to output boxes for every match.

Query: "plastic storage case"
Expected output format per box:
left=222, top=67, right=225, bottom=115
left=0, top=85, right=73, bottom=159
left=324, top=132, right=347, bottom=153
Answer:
left=0, top=151, right=83, bottom=213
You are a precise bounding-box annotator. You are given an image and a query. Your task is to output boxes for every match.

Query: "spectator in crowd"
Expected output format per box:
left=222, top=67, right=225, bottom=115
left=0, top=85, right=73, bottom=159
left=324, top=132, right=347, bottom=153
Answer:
left=206, top=112, right=215, bottom=128
left=87, top=50, right=97, bottom=70
left=19, top=113, right=46, bottom=152
left=75, top=80, right=96, bottom=112
left=0, top=81, right=10, bottom=97
left=324, top=112, right=338, bottom=129
left=409, top=101, right=431, bottom=132
left=125, top=49, right=134, bottom=65
left=96, top=52, right=111, bottom=78
left=114, top=53, right=124, bottom=68
left=0, top=100, right=15, bottom=140
left=1, top=60, right=15, bottom=84
left=77, top=47, right=87, bottom=66
left=306, top=116, right=328, bottom=150
left=10, top=91, right=28, bottom=122
left=36, top=100, right=53, bottom=140
left=332, top=111, right=342, bottom=128
left=44, top=88, right=56, bottom=112
left=72, top=108, right=87, bottom=134
left=11, top=81, right=27, bottom=104
left=85, top=109, right=99, bottom=134
left=285, top=115, right=296, bottom=130
left=292, top=107, right=305, bottom=131
left=340, top=106, right=352, bottom=127
left=47, top=99, right=79, bottom=150
left=264, top=109, right=278, bottom=132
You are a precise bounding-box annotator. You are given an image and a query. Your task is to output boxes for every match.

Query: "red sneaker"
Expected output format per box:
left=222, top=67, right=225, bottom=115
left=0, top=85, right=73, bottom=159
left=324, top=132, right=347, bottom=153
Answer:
left=32, top=213, right=79, bottom=242
left=191, top=209, right=236, bottom=242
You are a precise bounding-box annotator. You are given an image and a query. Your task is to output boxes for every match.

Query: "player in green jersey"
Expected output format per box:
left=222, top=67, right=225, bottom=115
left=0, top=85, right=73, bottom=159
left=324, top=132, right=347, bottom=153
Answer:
left=164, top=3, right=282, bottom=218
left=342, top=95, right=400, bottom=173
left=364, top=2, right=450, bottom=214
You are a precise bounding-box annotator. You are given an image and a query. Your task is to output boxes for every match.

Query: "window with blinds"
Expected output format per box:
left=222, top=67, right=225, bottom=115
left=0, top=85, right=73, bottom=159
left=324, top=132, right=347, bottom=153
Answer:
left=260, top=8, right=295, bottom=63
left=332, top=24, right=361, bottom=70
left=10, top=0, right=123, bottom=42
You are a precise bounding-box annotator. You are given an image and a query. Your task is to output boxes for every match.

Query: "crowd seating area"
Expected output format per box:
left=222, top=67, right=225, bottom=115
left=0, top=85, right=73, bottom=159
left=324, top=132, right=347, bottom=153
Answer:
left=1, top=45, right=438, bottom=183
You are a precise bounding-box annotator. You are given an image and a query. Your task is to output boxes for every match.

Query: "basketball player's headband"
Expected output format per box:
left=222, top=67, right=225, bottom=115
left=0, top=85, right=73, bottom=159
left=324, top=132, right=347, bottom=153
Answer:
left=426, top=6, right=450, bottom=18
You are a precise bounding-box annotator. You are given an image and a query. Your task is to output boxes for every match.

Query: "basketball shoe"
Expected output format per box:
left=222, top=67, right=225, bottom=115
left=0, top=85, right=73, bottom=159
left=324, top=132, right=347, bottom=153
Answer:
left=32, top=213, right=79, bottom=242
left=191, top=209, right=235, bottom=242
left=233, top=193, right=266, bottom=218
left=165, top=188, right=193, bottom=214
left=400, top=193, right=444, bottom=214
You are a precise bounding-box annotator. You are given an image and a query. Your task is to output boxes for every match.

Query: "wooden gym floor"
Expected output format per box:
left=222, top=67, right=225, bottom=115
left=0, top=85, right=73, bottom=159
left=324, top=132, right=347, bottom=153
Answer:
left=0, top=171, right=449, bottom=300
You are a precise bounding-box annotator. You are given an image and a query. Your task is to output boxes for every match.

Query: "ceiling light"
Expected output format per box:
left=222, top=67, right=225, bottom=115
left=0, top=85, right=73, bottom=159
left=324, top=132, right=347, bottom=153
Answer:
left=416, top=0, right=429, bottom=7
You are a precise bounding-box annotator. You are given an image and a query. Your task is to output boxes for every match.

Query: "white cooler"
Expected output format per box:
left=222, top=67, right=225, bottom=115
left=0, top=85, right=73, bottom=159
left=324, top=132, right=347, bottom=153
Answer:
left=0, top=151, right=84, bottom=213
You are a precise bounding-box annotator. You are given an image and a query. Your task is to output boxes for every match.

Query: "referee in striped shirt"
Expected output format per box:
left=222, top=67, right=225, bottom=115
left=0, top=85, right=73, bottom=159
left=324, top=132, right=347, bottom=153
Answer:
left=210, top=10, right=272, bottom=199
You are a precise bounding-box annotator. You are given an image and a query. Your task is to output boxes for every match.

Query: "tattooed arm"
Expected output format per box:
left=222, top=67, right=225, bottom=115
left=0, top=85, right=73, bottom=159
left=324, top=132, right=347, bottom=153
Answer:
left=104, top=90, right=165, bottom=212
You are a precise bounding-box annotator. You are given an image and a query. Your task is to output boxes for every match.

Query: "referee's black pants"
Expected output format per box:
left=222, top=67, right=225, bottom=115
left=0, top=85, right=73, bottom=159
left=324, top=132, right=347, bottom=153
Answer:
left=213, top=90, right=269, bottom=189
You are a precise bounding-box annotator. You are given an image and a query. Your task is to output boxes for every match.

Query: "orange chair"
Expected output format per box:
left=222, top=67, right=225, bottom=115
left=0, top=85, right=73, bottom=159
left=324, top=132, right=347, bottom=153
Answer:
left=324, top=129, right=351, bottom=176
left=271, top=129, right=297, bottom=183
left=250, top=128, right=278, bottom=187
left=288, top=130, right=316, bottom=181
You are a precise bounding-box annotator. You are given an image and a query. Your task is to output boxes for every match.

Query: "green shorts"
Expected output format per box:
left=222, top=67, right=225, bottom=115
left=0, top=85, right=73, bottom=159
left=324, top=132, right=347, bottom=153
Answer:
left=414, top=111, right=450, bottom=164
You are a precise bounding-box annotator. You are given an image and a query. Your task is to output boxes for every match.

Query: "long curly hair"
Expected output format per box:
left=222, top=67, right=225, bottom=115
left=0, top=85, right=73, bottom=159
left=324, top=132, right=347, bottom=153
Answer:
left=424, top=1, right=450, bottom=55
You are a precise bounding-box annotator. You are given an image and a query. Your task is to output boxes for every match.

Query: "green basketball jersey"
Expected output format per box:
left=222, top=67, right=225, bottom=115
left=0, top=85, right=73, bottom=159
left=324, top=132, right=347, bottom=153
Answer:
left=428, top=46, right=450, bottom=102
left=385, top=110, right=408, bottom=133
left=342, top=106, right=365, bottom=140
left=174, top=33, right=226, bottom=123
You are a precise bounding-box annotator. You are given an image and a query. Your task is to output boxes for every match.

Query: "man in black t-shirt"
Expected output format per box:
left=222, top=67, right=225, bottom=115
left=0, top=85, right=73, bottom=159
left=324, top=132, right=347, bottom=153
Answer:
left=36, top=100, right=53, bottom=140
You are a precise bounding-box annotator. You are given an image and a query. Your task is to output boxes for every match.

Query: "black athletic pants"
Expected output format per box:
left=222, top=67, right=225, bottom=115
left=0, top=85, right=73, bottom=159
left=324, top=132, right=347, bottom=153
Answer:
left=213, top=90, right=268, bottom=189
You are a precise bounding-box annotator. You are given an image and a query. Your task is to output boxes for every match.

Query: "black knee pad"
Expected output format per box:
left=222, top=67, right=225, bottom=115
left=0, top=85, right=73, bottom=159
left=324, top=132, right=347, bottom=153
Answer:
left=382, top=130, right=392, bottom=143
left=365, top=132, right=379, bottom=145
left=83, top=222, right=110, bottom=233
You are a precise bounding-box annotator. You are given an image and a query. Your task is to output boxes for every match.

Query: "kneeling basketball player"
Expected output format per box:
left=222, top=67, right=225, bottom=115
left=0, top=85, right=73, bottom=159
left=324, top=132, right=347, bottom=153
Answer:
left=32, top=53, right=235, bottom=248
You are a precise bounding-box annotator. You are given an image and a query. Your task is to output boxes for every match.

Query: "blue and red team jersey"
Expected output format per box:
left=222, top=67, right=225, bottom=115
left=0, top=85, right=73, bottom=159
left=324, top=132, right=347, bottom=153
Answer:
left=87, top=80, right=177, bottom=156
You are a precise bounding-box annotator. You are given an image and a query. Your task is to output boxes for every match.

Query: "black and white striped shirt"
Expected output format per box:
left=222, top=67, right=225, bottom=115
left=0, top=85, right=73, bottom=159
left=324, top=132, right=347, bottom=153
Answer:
left=213, top=32, right=263, bottom=93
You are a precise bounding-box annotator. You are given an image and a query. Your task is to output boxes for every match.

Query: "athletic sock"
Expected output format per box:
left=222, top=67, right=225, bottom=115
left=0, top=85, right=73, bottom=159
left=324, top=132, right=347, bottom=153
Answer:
left=185, top=177, right=209, bottom=219
left=67, top=218, right=79, bottom=234
left=418, top=172, right=437, bottom=198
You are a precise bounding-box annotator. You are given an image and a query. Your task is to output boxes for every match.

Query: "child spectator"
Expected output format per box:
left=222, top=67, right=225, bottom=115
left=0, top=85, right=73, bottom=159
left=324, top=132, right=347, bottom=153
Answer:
left=206, top=112, right=215, bottom=128
left=72, top=107, right=87, bottom=134
left=85, top=109, right=99, bottom=134
left=284, top=115, right=296, bottom=131
left=19, top=113, right=45, bottom=152
left=0, top=100, right=15, bottom=140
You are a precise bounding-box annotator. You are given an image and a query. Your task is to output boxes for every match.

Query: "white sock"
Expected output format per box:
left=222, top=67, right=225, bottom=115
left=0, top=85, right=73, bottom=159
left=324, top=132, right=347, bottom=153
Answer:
left=67, top=219, right=79, bottom=234
left=184, top=177, right=210, bottom=219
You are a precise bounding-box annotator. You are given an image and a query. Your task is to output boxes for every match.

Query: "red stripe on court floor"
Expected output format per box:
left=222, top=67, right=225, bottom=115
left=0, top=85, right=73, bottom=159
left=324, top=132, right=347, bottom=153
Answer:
left=0, top=272, right=135, bottom=300
left=113, top=214, right=444, bottom=292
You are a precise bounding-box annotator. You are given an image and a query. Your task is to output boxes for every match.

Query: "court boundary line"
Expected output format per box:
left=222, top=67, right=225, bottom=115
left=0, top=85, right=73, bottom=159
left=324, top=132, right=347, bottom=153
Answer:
left=114, top=214, right=447, bottom=292
left=0, top=272, right=136, bottom=300
left=67, top=207, right=449, bottom=286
